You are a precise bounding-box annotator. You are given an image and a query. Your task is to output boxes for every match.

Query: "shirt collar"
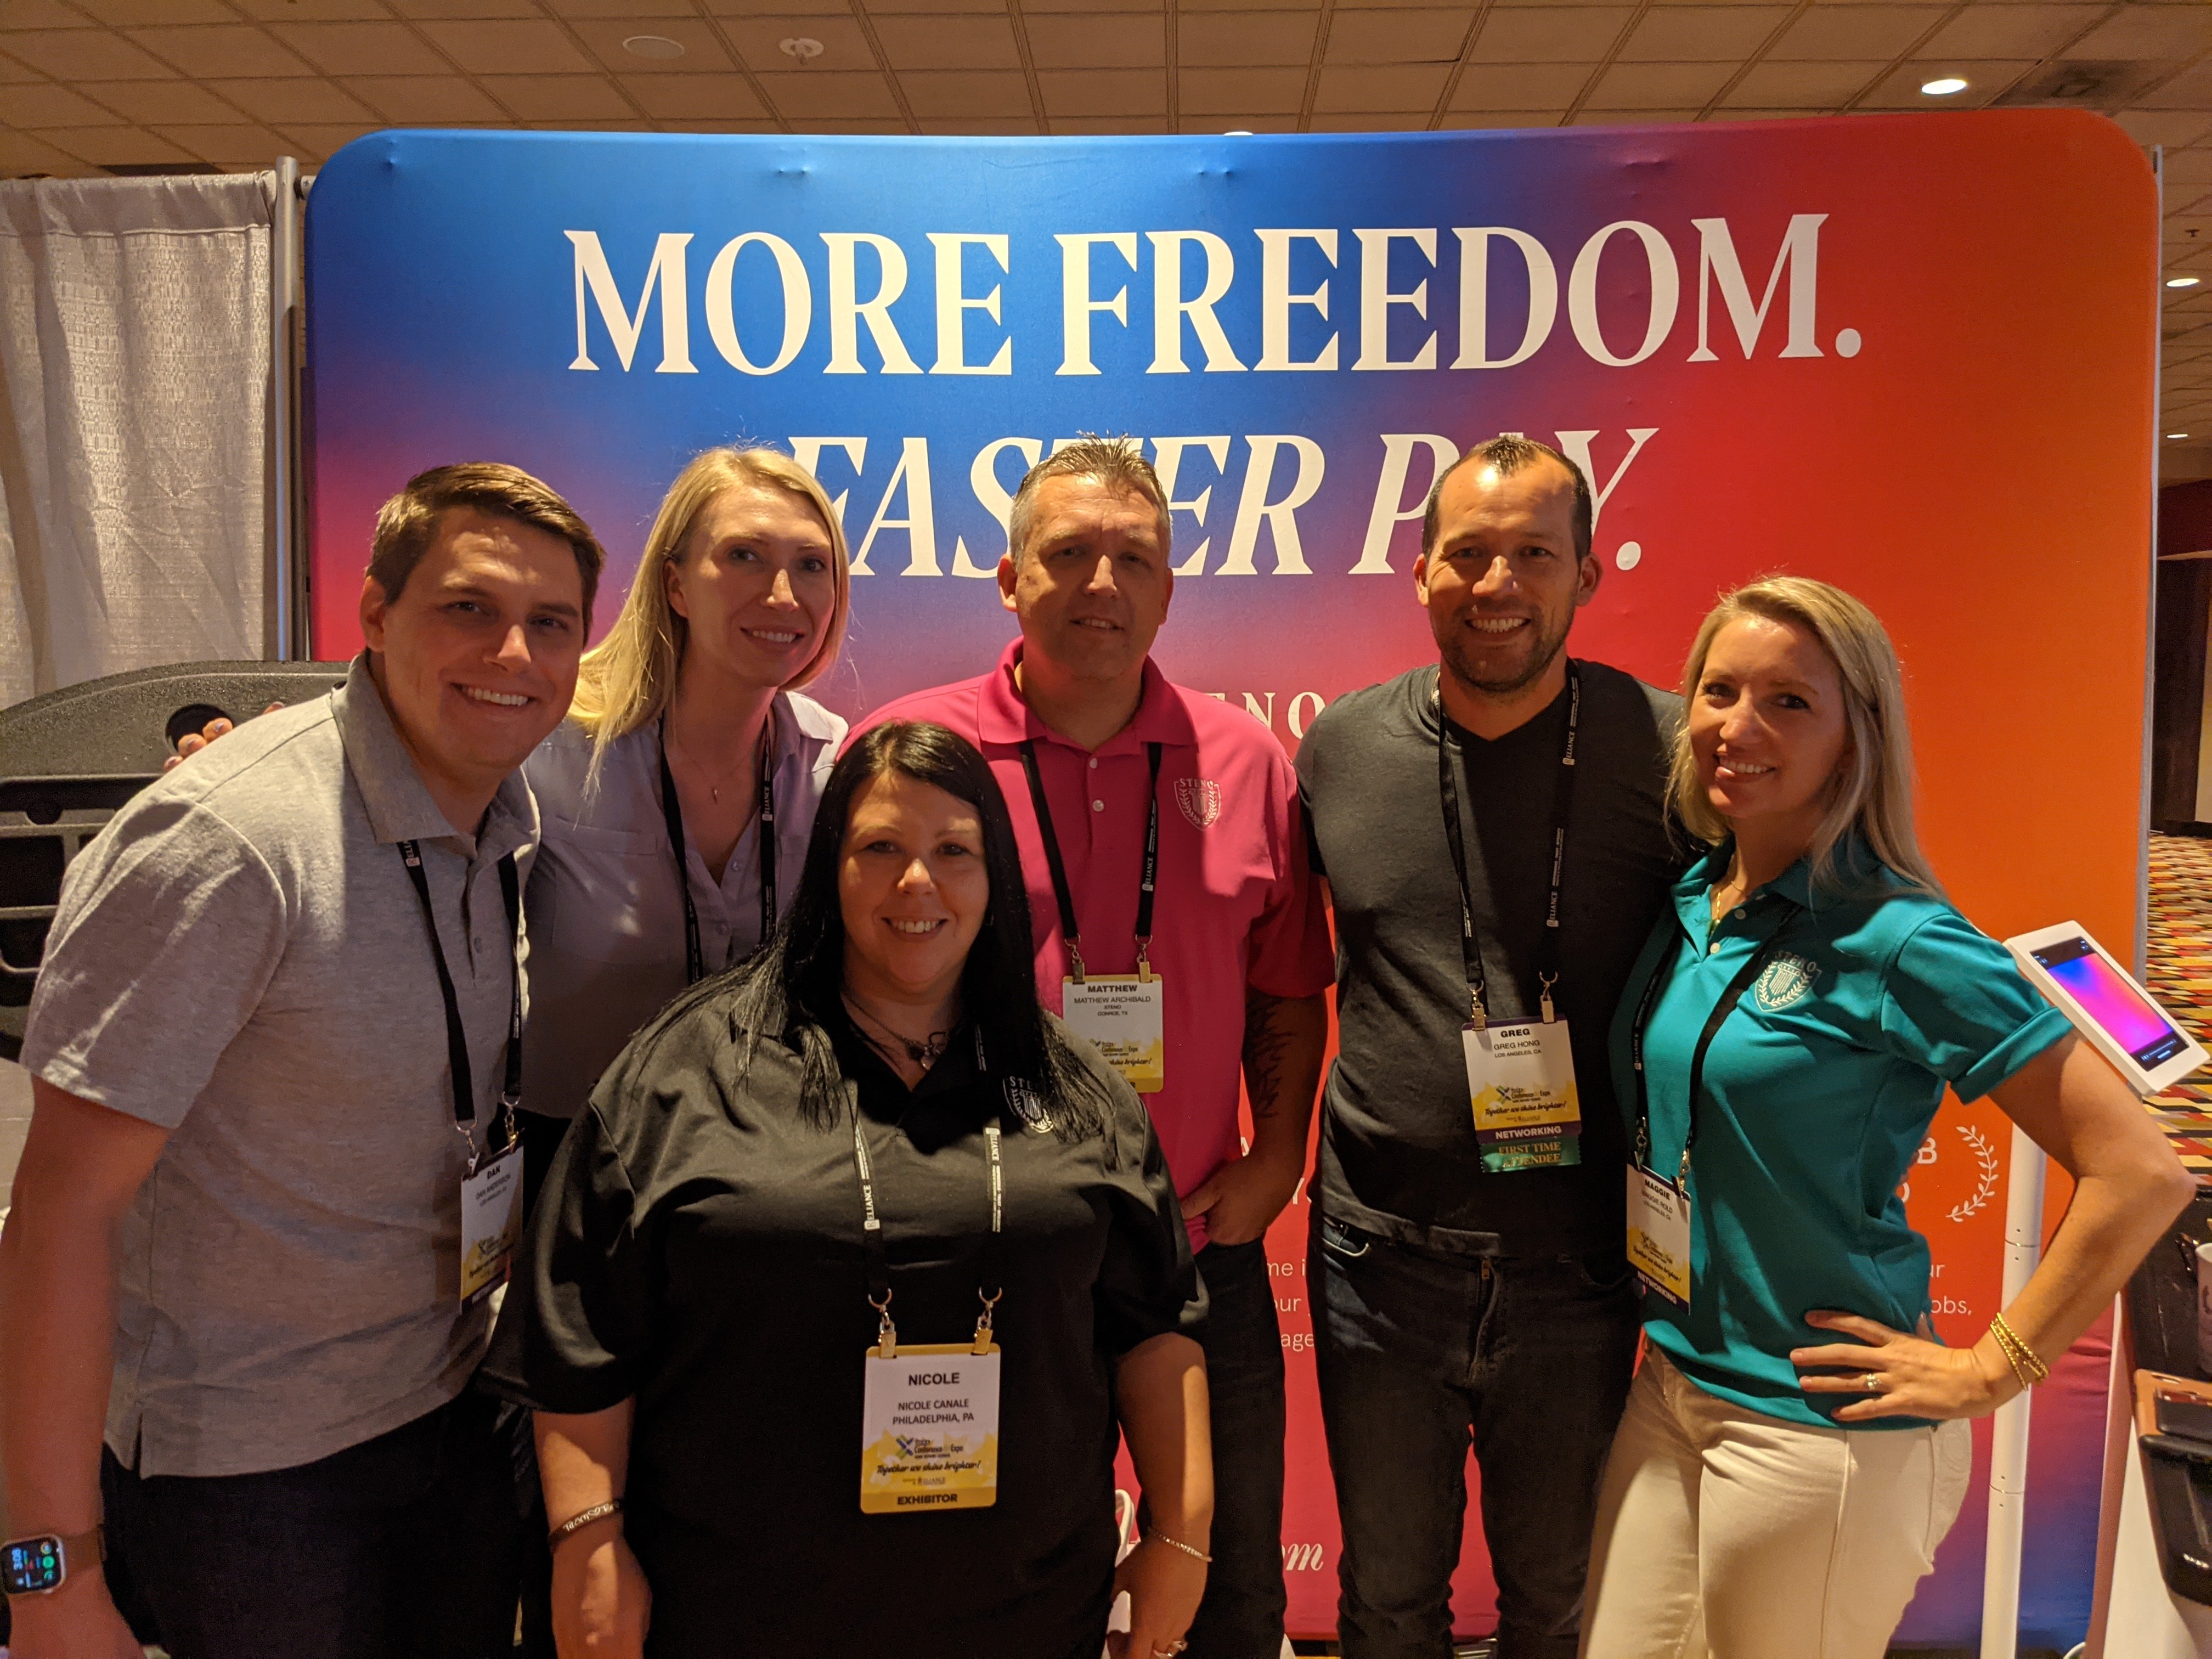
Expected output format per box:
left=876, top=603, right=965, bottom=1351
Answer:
left=976, top=639, right=1193, bottom=754
left=335, top=653, right=538, bottom=860
left=1672, top=835, right=1877, bottom=927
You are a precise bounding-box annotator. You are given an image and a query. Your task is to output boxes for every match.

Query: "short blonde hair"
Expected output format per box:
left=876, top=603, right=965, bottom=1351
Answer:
left=568, top=445, right=851, bottom=766
left=1006, top=436, right=1172, bottom=564
left=1669, top=575, right=1939, bottom=897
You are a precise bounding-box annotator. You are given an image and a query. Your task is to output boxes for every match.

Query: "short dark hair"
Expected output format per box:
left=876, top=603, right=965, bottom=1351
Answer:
left=367, top=462, right=606, bottom=617
left=1420, top=436, right=1594, bottom=562
left=715, top=720, right=1120, bottom=1141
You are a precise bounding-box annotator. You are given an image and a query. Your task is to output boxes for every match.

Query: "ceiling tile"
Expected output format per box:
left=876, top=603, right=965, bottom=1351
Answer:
left=1859, top=58, right=2034, bottom=106
left=0, top=0, right=103, bottom=27
left=1025, top=13, right=1165, bottom=67
left=475, top=72, right=637, bottom=116
left=522, top=116, right=651, bottom=127
left=0, top=128, right=98, bottom=175
left=277, top=121, right=383, bottom=156
left=719, top=15, right=873, bottom=70
left=206, top=76, right=376, bottom=122
left=129, top=23, right=314, bottom=76
left=1037, top=66, right=1167, bottom=111
left=1469, top=8, right=1634, bottom=63
left=1311, top=111, right=1426, bottom=127
left=1920, top=5, right=2103, bottom=60
left=1767, top=5, right=1948, bottom=60
left=7, top=81, right=128, bottom=124
left=1618, top=4, right=1787, bottom=60
left=1449, top=61, right=1595, bottom=106
left=703, top=0, right=855, bottom=13
left=568, top=17, right=737, bottom=71
left=2066, top=4, right=2212, bottom=61
left=916, top=114, right=1040, bottom=130
left=385, top=0, right=545, bottom=14
left=0, top=56, right=38, bottom=82
left=1437, top=109, right=1563, bottom=127
left=619, top=71, right=768, bottom=116
left=658, top=117, right=782, bottom=128
left=70, top=0, right=235, bottom=24
left=417, top=18, right=597, bottom=72
left=1053, top=113, right=1169, bottom=129
left=268, top=21, right=452, bottom=75
left=36, top=124, right=195, bottom=163
left=75, top=78, right=241, bottom=121
left=543, top=0, right=701, bottom=13
left=341, top=74, right=508, bottom=119
left=1179, top=63, right=1308, bottom=110
left=870, top=15, right=1021, bottom=69
left=1176, top=111, right=1302, bottom=129
left=898, top=66, right=1032, bottom=114
left=1720, top=58, right=1884, bottom=106
left=1312, top=60, right=1451, bottom=108
left=4, top=27, right=176, bottom=78
left=1571, top=105, right=1699, bottom=123
left=1586, top=58, right=1732, bottom=105
left=2140, top=60, right=2212, bottom=111
left=1327, top=10, right=1475, bottom=65
left=751, top=67, right=902, bottom=114
left=1703, top=106, right=1820, bottom=120
left=2114, top=110, right=2212, bottom=149
left=153, top=120, right=291, bottom=161
left=1025, top=0, right=1160, bottom=16
left=2165, top=150, right=2212, bottom=187
left=1183, top=0, right=1329, bottom=12
left=227, top=0, right=394, bottom=18
left=783, top=114, right=908, bottom=128
left=1178, top=11, right=1318, bottom=64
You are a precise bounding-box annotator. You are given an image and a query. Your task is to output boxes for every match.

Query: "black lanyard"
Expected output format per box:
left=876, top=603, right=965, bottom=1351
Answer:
left=657, top=712, right=777, bottom=985
left=1629, top=897, right=1804, bottom=1188
left=1436, top=662, right=1580, bottom=1029
left=396, top=840, right=521, bottom=1167
left=1016, top=738, right=1161, bottom=983
left=851, top=1061, right=1006, bottom=1351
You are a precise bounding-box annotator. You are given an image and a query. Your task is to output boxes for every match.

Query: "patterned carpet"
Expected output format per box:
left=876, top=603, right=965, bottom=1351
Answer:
left=2147, top=832, right=2212, bottom=1179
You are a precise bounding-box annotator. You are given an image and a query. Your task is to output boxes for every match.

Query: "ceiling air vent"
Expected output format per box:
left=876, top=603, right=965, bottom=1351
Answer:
left=1993, top=59, right=2168, bottom=108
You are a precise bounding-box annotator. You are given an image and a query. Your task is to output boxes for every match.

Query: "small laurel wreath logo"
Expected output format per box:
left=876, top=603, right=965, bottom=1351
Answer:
left=1945, top=1124, right=2002, bottom=1223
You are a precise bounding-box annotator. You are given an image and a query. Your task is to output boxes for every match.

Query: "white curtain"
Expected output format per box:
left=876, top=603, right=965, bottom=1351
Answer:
left=0, top=174, right=275, bottom=708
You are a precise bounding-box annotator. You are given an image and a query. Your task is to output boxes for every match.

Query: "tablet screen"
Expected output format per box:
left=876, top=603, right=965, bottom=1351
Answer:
left=2030, top=936, right=2189, bottom=1068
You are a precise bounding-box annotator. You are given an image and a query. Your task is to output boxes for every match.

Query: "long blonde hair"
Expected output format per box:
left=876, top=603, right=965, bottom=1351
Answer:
left=569, top=446, right=852, bottom=768
left=1669, top=575, right=1939, bottom=898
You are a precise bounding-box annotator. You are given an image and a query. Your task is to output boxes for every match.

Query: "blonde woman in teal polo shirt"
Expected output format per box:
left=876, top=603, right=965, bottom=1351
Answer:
left=1579, top=577, right=2192, bottom=1659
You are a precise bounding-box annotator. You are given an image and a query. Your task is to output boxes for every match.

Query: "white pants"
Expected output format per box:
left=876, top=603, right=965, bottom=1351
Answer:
left=1579, top=1348, right=1972, bottom=1659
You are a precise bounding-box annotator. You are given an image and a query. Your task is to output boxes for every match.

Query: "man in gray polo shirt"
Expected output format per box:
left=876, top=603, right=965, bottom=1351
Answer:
left=0, top=464, right=602, bottom=1659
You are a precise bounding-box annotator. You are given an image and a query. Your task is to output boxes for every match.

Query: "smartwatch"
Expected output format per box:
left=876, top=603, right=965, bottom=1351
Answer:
left=2, top=1525, right=104, bottom=1597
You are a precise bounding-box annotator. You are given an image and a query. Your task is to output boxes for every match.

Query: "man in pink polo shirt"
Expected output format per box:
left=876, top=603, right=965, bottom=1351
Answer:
left=856, top=437, right=1333, bottom=1659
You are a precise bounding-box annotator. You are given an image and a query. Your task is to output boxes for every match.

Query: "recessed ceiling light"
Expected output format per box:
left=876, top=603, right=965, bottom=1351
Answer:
left=2170, top=432, right=2192, bottom=440
left=2170, top=276, right=2203, bottom=289
left=780, top=36, right=825, bottom=61
left=1920, top=76, right=1968, bottom=96
left=623, top=34, right=685, bottom=59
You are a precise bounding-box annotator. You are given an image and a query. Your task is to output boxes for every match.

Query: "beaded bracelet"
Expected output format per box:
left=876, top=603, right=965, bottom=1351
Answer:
left=1150, top=1530, right=1212, bottom=1564
left=1989, top=1313, right=2050, bottom=1387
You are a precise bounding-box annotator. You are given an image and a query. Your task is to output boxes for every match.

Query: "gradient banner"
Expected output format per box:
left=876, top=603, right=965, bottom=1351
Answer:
left=305, top=111, right=2158, bottom=1646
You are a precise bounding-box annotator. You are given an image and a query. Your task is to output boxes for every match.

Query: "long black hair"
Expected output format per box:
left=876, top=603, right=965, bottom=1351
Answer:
left=719, top=719, right=1118, bottom=1140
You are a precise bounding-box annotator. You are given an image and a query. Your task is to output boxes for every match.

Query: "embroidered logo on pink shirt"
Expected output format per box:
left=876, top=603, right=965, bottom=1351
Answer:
left=1176, top=777, right=1222, bottom=829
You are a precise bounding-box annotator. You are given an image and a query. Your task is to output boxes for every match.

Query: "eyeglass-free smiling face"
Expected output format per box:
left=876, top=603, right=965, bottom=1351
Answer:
left=1690, top=613, right=1853, bottom=839
left=665, top=482, right=837, bottom=690
left=1000, top=475, right=1173, bottom=689
left=838, top=771, right=994, bottom=1008
left=1414, top=459, right=1596, bottom=703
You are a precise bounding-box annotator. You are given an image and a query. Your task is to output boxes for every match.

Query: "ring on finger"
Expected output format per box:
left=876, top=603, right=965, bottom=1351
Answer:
left=1861, top=1371, right=1882, bottom=1393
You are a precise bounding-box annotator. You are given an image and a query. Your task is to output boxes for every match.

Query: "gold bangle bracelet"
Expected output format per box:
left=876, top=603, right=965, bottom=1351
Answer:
left=1150, top=1530, right=1212, bottom=1564
left=1990, top=1313, right=2050, bottom=1385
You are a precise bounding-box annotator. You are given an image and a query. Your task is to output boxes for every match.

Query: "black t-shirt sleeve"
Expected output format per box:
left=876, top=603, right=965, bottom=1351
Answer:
left=1091, top=1077, right=1206, bottom=1358
left=479, top=1099, right=657, bottom=1414
left=1293, top=716, right=1327, bottom=879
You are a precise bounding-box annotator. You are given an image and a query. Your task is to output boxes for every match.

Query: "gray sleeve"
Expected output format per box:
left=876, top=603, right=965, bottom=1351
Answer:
left=23, top=797, right=289, bottom=1128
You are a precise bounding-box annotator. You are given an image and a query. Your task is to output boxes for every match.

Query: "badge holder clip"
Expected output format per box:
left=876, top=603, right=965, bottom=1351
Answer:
left=873, top=1289, right=898, bottom=1359
left=973, top=1288, right=1001, bottom=1356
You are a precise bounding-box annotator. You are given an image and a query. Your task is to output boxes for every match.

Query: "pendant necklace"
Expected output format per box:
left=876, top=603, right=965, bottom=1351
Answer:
left=667, top=730, right=751, bottom=805
left=845, top=997, right=953, bottom=1070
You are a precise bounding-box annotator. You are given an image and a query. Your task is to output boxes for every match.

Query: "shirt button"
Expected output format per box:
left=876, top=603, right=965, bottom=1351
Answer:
left=1734, top=907, right=1746, bottom=919
left=1088, top=758, right=1098, bottom=770
left=1092, top=799, right=1105, bottom=811
left=1709, top=941, right=1722, bottom=953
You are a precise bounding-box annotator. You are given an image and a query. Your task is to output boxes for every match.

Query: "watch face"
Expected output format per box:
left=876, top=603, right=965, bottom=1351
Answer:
left=2, top=1536, right=64, bottom=1595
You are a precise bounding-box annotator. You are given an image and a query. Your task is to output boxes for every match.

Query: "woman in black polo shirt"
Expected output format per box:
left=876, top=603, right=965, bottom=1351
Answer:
left=481, top=720, right=1211, bottom=1659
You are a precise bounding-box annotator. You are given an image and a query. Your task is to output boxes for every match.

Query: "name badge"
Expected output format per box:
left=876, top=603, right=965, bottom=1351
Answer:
left=1626, top=1166, right=1692, bottom=1308
left=861, top=1343, right=1001, bottom=1513
left=1462, top=1018, right=1581, bottom=1172
left=1062, top=974, right=1166, bottom=1093
left=459, top=1141, right=523, bottom=1307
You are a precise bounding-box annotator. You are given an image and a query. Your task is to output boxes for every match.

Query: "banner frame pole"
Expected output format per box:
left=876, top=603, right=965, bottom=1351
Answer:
left=1980, top=1128, right=2048, bottom=1659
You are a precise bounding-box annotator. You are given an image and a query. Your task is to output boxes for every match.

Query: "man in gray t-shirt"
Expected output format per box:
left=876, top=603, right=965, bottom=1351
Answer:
left=1, top=465, right=601, bottom=1659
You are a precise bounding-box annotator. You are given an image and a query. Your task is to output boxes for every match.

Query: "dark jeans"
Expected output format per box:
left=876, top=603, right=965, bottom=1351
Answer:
left=1311, top=1215, right=1640, bottom=1659
left=100, top=1387, right=522, bottom=1659
left=1186, top=1238, right=1289, bottom=1659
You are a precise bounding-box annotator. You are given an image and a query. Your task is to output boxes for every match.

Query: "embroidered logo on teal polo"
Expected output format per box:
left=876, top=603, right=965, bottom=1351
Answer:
left=1753, top=951, right=1822, bottom=1012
